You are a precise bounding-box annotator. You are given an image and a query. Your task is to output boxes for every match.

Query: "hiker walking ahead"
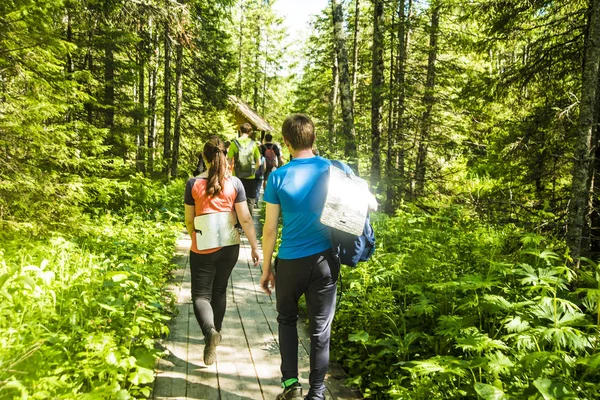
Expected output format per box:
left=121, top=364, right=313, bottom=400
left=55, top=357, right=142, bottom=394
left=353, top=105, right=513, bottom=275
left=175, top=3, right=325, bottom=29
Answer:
left=184, top=136, right=260, bottom=366
left=259, top=133, right=284, bottom=190
left=260, top=114, right=339, bottom=400
left=228, top=123, right=261, bottom=212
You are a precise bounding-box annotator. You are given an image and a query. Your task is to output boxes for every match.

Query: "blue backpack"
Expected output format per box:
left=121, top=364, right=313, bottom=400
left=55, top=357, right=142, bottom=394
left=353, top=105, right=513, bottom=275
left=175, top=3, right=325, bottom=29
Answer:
left=329, top=160, right=376, bottom=268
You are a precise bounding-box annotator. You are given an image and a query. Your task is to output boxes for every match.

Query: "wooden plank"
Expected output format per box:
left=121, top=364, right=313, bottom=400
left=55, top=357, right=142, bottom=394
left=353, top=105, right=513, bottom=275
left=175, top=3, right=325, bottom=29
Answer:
left=236, top=301, right=281, bottom=399
left=216, top=301, right=263, bottom=399
left=237, top=232, right=271, bottom=305
left=153, top=246, right=190, bottom=399
left=233, top=234, right=283, bottom=399
left=231, top=265, right=257, bottom=305
left=153, top=302, right=190, bottom=399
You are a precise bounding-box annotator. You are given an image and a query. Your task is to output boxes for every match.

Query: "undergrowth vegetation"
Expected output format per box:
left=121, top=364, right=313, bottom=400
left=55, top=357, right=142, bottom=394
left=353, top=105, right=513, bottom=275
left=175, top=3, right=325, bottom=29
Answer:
left=0, top=176, right=185, bottom=399
left=333, top=206, right=600, bottom=399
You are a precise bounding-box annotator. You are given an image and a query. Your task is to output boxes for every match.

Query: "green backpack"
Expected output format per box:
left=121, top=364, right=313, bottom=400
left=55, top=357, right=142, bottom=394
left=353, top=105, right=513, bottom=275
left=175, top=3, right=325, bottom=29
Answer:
left=233, top=138, right=256, bottom=178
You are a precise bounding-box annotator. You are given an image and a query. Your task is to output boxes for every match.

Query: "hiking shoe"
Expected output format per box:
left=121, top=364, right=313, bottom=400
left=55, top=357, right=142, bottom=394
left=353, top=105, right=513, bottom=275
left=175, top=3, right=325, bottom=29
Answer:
left=203, top=328, right=221, bottom=365
left=275, top=382, right=302, bottom=400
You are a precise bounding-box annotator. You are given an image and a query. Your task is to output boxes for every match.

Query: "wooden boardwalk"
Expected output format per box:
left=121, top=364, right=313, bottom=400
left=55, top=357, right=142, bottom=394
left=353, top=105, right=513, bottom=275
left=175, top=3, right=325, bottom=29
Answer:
left=152, top=216, right=361, bottom=399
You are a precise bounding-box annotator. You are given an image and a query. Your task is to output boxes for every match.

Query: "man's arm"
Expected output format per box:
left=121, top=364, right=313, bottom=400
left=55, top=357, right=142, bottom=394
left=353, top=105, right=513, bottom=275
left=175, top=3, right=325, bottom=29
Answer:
left=227, top=141, right=237, bottom=167
left=276, top=145, right=284, bottom=166
left=260, top=202, right=280, bottom=295
left=254, top=144, right=261, bottom=171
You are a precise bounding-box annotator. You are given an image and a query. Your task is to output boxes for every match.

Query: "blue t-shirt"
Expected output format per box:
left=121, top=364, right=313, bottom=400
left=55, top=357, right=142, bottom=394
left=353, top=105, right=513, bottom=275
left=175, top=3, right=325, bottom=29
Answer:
left=264, top=156, right=332, bottom=259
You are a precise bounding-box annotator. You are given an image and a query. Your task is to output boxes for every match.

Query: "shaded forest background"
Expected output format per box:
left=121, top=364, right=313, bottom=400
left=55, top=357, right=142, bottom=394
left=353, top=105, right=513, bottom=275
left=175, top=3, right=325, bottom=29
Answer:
left=3, top=0, right=600, bottom=260
left=3, top=0, right=600, bottom=398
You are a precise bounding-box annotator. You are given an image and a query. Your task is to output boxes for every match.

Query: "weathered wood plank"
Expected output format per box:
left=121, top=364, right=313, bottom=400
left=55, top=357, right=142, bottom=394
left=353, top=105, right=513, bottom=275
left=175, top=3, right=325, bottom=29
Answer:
left=236, top=235, right=268, bottom=304
left=216, top=302, right=263, bottom=399
left=236, top=301, right=281, bottom=399
left=153, top=247, right=190, bottom=399
left=231, top=260, right=258, bottom=305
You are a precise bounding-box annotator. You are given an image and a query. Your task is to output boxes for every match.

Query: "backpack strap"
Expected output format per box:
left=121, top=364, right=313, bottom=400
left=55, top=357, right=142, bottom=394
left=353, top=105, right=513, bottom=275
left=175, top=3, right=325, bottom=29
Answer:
left=330, top=159, right=355, bottom=177
left=233, top=138, right=255, bottom=155
left=233, top=138, right=241, bottom=153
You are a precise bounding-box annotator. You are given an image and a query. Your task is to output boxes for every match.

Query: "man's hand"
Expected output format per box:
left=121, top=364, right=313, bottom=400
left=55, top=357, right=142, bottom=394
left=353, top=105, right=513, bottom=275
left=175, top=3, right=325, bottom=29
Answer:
left=259, top=270, right=275, bottom=295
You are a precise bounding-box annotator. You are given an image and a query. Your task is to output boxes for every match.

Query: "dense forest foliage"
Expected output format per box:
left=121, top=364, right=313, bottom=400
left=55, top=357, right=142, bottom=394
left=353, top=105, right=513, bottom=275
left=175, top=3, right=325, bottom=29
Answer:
left=2, top=0, right=600, bottom=398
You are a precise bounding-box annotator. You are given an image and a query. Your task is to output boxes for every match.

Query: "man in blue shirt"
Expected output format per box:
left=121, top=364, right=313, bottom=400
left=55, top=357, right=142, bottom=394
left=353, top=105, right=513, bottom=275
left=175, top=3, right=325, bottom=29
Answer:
left=260, top=114, right=339, bottom=400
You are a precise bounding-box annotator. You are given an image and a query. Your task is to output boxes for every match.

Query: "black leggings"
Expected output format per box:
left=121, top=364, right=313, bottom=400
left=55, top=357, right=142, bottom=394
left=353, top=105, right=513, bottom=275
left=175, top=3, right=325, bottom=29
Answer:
left=189, top=245, right=239, bottom=337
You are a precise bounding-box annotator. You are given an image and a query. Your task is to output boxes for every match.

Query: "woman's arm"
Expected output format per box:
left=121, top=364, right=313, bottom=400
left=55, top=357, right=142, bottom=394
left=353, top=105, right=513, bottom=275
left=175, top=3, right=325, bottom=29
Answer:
left=234, top=201, right=261, bottom=266
left=184, top=204, right=195, bottom=238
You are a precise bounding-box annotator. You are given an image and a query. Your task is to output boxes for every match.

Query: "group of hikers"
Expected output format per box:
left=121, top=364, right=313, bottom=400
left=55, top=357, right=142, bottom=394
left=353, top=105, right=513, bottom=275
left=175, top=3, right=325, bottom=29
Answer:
left=183, top=114, right=348, bottom=400
left=192, top=123, right=284, bottom=212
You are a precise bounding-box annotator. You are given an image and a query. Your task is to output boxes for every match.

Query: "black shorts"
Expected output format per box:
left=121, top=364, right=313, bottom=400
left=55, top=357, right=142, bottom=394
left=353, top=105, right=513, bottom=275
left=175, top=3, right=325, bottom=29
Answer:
left=240, top=178, right=258, bottom=199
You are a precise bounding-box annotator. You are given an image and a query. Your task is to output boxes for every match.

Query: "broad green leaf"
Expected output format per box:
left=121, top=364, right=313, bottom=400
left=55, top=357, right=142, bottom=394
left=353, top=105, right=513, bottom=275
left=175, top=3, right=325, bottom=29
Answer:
left=14, top=275, right=36, bottom=289
left=533, top=378, right=577, bottom=400
left=504, top=315, right=530, bottom=333
left=348, top=331, right=369, bottom=343
left=129, top=366, right=154, bottom=385
left=98, top=303, right=118, bottom=313
left=474, top=382, right=505, bottom=400
left=131, top=325, right=140, bottom=337
left=106, top=271, right=129, bottom=282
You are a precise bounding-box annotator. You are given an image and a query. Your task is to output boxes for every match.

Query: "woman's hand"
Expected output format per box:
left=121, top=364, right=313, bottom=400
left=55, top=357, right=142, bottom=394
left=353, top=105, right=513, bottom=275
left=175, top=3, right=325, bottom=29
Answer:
left=259, top=269, right=275, bottom=295
left=251, top=247, right=261, bottom=267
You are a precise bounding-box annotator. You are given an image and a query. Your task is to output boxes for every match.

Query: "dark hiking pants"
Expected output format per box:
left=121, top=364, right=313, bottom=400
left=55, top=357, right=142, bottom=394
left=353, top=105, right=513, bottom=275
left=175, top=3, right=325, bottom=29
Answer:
left=189, top=245, right=239, bottom=337
left=275, top=249, right=339, bottom=400
left=240, top=178, right=258, bottom=214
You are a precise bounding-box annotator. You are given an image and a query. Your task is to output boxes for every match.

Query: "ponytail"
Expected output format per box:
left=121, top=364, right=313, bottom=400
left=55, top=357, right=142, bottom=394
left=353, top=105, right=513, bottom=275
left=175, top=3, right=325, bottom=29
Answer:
left=202, top=136, right=228, bottom=196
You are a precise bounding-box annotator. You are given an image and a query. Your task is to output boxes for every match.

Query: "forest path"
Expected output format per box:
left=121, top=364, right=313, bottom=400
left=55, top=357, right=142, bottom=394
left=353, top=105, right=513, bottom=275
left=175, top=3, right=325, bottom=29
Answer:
left=152, top=202, right=361, bottom=400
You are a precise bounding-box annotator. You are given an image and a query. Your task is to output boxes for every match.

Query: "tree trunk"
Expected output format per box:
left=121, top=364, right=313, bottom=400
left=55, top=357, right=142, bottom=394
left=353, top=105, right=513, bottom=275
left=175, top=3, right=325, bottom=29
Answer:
left=385, top=3, right=397, bottom=214
left=66, top=8, right=74, bottom=76
left=351, top=0, right=360, bottom=112
left=393, top=0, right=411, bottom=205
left=85, top=23, right=94, bottom=124
left=171, top=43, right=183, bottom=178
left=104, top=44, right=115, bottom=129
left=253, top=25, right=261, bottom=110
left=370, top=0, right=384, bottom=189
left=590, top=140, right=600, bottom=257
left=262, top=31, right=268, bottom=116
left=136, top=23, right=146, bottom=174
left=104, top=40, right=117, bottom=154
left=414, top=3, right=439, bottom=197
left=148, top=28, right=159, bottom=174
left=328, top=54, right=339, bottom=149
left=331, top=0, right=358, bottom=170
left=66, top=6, right=74, bottom=123
left=567, top=0, right=600, bottom=264
left=237, top=1, right=244, bottom=97
left=163, top=24, right=172, bottom=177
left=589, top=72, right=600, bottom=257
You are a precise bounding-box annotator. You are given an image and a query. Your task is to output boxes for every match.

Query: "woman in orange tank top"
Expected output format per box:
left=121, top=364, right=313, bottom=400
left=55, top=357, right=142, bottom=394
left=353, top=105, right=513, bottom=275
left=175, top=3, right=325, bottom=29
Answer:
left=184, top=136, right=260, bottom=365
